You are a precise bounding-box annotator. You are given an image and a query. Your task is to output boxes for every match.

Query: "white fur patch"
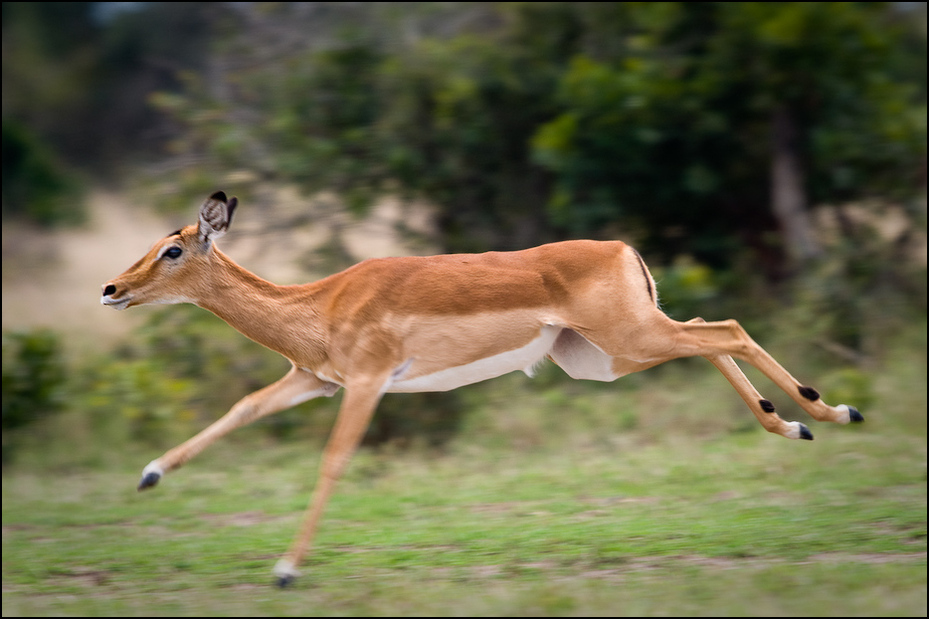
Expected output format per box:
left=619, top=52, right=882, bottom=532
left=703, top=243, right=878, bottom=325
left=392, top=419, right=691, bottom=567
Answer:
left=834, top=404, right=852, bottom=425
left=100, top=295, right=131, bottom=310
left=273, top=558, right=300, bottom=579
left=784, top=421, right=805, bottom=440
left=287, top=383, right=339, bottom=407
left=142, top=460, right=165, bottom=479
left=548, top=328, right=617, bottom=381
left=389, top=326, right=561, bottom=393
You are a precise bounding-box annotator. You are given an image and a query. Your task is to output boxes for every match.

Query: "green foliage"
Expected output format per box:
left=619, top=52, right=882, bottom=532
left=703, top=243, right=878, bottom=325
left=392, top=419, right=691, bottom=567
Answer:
left=818, top=367, right=875, bottom=413
left=704, top=2, right=926, bottom=204
left=531, top=2, right=926, bottom=266
left=1, top=330, right=67, bottom=460
left=261, top=44, right=386, bottom=210
left=368, top=391, right=467, bottom=448
left=650, top=255, right=720, bottom=321
left=1, top=120, right=85, bottom=226
left=138, top=2, right=925, bottom=271
left=109, top=306, right=291, bottom=445
left=1, top=1, right=219, bottom=171
left=55, top=307, right=277, bottom=453
left=3, top=3, right=925, bottom=259
left=76, top=356, right=197, bottom=448
left=790, top=206, right=927, bottom=356
left=215, top=26, right=565, bottom=251
left=148, top=4, right=579, bottom=251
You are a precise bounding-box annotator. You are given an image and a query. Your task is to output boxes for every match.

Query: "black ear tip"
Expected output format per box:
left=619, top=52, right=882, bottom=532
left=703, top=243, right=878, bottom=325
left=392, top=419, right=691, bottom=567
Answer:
left=209, top=191, right=228, bottom=203
left=227, top=197, right=238, bottom=222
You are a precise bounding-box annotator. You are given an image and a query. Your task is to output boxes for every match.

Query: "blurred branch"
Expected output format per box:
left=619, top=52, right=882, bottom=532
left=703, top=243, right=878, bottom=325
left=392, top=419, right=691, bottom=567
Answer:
left=813, top=337, right=872, bottom=368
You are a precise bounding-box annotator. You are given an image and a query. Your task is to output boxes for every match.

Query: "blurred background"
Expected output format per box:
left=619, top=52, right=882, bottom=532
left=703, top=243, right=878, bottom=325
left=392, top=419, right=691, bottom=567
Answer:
left=2, top=1, right=926, bottom=467
left=2, top=3, right=927, bottom=614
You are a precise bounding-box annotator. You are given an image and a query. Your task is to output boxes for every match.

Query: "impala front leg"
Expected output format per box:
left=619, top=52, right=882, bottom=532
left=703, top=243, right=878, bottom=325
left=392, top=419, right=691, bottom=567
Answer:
left=138, top=366, right=338, bottom=490
left=274, top=372, right=389, bottom=587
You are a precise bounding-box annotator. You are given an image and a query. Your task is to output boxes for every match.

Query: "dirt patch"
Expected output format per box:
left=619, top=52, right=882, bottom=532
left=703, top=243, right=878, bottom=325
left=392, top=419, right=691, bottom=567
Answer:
left=45, top=567, right=114, bottom=588
left=197, top=510, right=292, bottom=527
left=803, top=551, right=927, bottom=565
left=2, top=190, right=173, bottom=345
left=469, top=496, right=660, bottom=516
left=401, top=550, right=928, bottom=583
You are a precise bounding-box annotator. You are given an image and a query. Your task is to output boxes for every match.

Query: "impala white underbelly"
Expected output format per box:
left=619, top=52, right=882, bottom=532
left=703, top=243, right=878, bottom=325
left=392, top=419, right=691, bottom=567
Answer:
left=388, top=325, right=562, bottom=393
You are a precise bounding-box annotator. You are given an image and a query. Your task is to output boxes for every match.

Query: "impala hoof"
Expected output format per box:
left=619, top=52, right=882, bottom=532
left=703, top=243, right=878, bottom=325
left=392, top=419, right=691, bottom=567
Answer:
left=138, top=461, right=164, bottom=491
left=273, top=558, right=299, bottom=588
left=785, top=421, right=813, bottom=440
left=138, top=471, right=161, bottom=491
left=847, top=406, right=864, bottom=423
left=835, top=404, right=864, bottom=424
left=276, top=575, right=294, bottom=588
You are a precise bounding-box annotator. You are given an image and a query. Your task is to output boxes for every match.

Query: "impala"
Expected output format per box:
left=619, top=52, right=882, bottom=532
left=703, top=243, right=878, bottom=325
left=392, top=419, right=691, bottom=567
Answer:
left=101, top=191, right=863, bottom=586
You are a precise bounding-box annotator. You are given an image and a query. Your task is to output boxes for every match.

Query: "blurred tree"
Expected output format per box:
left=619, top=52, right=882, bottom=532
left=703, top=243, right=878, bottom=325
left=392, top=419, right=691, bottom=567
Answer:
left=1, top=2, right=97, bottom=225
left=173, top=2, right=581, bottom=251
left=151, top=2, right=924, bottom=272
left=1, top=2, right=224, bottom=173
left=260, top=44, right=387, bottom=211
left=533, top=2, right=926, bottom=272
left=371, top=32, right=565, bottom=251
left=1, top=120, right=83, bottom=226
left=12, top=1, right=907, bottom=270
left=1, top=2, right=99, bottom=154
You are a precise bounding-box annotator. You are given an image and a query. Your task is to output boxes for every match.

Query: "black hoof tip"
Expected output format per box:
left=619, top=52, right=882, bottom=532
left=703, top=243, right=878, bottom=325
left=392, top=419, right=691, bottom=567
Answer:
left=848, top=406, right=864, bottom=423
left=276, top=575, right=294, bottom=589
left=138, top=472, right=161, bottom=491
left=799, top=424, right=814, bottom=441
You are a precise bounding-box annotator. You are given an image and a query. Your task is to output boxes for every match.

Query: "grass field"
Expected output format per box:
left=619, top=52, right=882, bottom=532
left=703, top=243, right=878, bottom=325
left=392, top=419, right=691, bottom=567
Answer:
left=3, top=330, right=926, bottom=616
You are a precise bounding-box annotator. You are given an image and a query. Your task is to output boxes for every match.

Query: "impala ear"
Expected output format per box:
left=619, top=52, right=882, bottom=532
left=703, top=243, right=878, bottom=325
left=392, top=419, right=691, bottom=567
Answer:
left=198, top=191, right=238, bottom=244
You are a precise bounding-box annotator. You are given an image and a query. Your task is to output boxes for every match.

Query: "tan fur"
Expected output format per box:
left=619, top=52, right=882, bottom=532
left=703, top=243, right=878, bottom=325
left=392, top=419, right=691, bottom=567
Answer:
left=102, top=193, right=860, bottom=584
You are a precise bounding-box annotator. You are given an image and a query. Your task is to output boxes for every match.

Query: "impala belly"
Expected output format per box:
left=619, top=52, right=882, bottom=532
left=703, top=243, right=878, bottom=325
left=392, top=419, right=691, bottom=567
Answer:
left=548, top=328, right=617, bottom=382
left=389, top=324, right=562, bottom=393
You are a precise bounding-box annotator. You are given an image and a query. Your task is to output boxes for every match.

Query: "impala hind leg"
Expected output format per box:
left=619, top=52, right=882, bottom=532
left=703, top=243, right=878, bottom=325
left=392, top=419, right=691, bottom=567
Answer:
left=550, top=325, right=800, bottom=437
left=138, top=367, right=338, bottom=490
left=683, top=318, right=813, bottom=440
left=274, top=376, right=387, bottom=587
left=675, top=318, right=863, bottom=429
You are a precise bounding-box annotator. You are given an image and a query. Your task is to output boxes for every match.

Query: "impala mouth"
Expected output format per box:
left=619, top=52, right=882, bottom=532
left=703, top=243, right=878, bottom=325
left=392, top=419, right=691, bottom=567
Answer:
left=101, top=295, right=131, bottom=310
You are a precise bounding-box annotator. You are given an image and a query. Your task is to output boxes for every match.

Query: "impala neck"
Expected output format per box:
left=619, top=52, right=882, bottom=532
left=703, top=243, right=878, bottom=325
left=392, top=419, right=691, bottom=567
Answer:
left=194, top=249, right=325, bottom=365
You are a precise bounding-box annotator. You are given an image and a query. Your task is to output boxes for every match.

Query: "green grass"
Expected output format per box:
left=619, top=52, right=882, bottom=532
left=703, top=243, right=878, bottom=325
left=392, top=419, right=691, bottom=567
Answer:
left=3, top=331, right=926, bottom=616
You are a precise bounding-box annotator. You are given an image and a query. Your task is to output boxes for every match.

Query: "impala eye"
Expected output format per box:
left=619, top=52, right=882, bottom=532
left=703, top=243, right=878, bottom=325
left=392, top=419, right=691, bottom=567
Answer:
left=164, top=247, right=183, bottom=259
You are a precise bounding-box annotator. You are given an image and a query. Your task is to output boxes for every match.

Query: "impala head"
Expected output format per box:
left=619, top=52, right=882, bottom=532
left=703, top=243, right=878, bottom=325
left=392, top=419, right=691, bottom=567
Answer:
left=101, top=191, right=238, bottom=310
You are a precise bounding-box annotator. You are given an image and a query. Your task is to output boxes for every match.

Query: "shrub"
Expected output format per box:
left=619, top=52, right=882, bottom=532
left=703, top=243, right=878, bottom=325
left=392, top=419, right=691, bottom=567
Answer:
left=1, top=330, right=67, bottom=461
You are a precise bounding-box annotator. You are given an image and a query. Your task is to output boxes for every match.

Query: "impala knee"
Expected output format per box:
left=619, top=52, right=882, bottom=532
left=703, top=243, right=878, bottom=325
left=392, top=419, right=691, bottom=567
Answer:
left=320, top=451, right=355, bottom=481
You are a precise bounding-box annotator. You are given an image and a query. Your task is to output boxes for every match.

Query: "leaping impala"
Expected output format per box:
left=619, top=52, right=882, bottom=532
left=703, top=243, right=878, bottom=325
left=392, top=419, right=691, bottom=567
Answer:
left=102, top=191, right=862, bottom=586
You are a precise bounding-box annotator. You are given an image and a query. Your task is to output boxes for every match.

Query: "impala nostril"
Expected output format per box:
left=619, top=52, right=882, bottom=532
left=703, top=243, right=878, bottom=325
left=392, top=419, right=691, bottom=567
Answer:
left=103, top=284, right=117, bottom=296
